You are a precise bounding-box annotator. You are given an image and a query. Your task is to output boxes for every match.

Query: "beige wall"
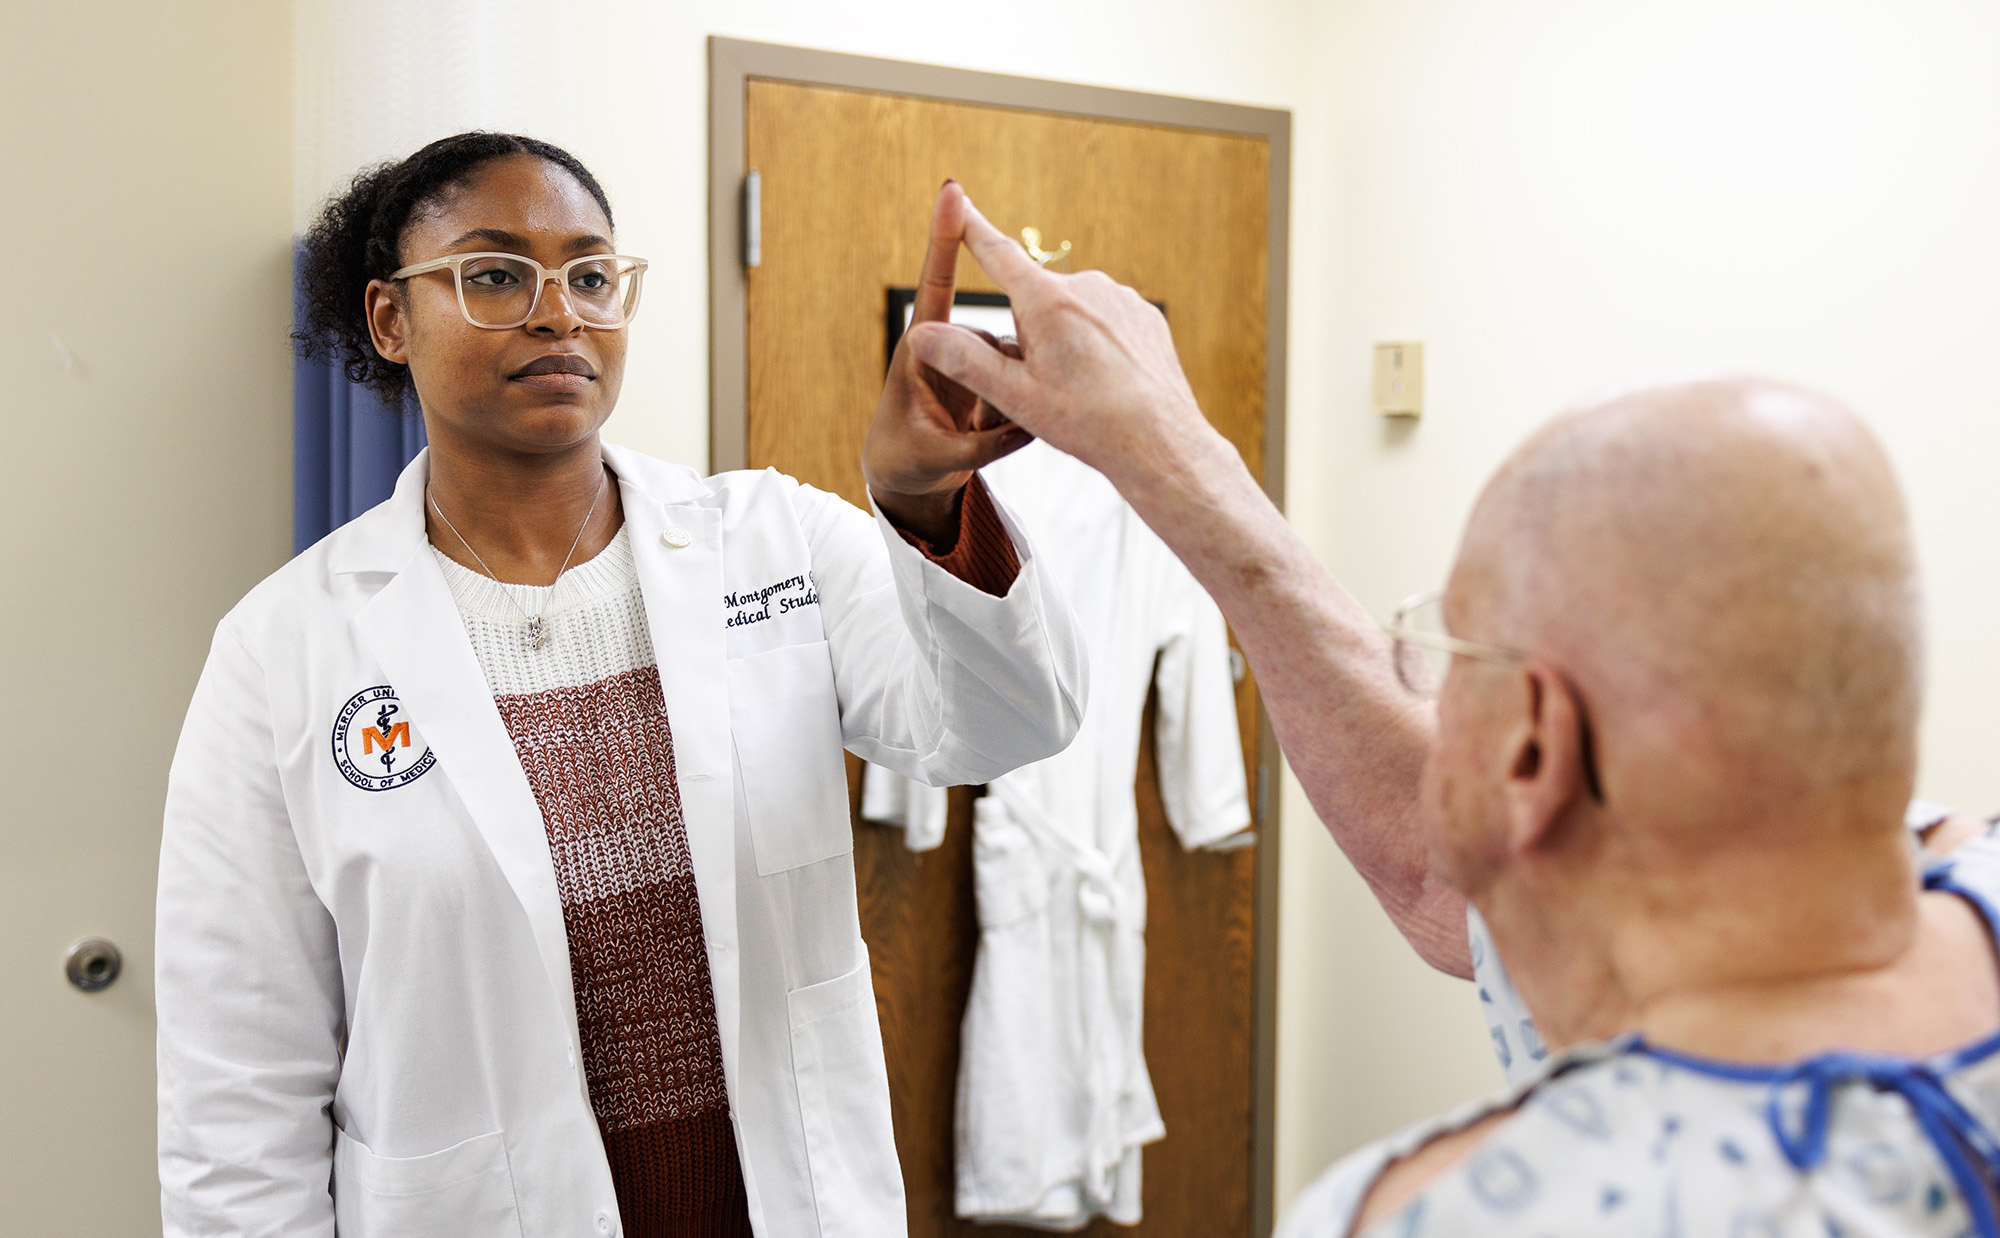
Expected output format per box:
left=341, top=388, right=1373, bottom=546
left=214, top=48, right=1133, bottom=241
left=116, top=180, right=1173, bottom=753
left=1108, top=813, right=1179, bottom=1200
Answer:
left=1304, top=0, right=2000, bottom=812
left=0, top=2, right=295, bottom=1231
left=1278, top=0, right=2000, bottom=1200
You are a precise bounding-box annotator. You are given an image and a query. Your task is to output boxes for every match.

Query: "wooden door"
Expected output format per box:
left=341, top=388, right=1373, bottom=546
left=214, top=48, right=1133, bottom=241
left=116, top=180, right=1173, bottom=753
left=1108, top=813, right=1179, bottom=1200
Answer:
left=742, top=78, right=1272, bottom=1237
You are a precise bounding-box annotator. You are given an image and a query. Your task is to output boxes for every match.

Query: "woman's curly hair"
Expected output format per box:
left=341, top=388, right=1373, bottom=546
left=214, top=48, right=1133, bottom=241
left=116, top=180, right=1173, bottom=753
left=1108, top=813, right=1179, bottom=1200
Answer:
left=293, top=132, right=614, bottom=409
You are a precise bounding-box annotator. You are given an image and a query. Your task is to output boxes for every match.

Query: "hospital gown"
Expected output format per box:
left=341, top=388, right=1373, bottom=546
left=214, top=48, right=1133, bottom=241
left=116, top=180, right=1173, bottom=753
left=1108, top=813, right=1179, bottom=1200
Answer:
left=1277, top=823, right=2000, bottom=1237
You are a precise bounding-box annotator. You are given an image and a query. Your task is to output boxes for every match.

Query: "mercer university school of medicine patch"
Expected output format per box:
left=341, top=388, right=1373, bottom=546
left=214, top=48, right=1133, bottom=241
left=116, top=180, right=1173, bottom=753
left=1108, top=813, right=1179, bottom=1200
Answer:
left=333, top=686, right=435, bottom=792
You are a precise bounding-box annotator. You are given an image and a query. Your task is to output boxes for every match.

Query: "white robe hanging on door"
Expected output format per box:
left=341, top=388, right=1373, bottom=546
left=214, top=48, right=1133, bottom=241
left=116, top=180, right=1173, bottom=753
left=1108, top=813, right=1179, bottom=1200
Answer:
left=862, top=441, right=1252, bottom=1229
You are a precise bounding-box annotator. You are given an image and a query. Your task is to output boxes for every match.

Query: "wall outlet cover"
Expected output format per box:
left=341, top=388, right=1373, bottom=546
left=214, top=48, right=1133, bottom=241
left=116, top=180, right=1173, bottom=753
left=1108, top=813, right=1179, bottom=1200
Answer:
left=1373, top=342, right=1424, bottom=417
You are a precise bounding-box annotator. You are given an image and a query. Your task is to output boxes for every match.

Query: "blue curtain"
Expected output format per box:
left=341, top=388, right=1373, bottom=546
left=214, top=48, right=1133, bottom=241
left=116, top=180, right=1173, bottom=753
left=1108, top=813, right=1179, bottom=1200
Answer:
left=293, top=244, right=427, bottom=554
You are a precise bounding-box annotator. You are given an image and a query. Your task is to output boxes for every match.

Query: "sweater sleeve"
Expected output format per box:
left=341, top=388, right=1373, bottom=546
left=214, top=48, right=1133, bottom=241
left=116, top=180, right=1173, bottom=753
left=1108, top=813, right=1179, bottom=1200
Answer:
left=887, top=475, right=1020, bottom=597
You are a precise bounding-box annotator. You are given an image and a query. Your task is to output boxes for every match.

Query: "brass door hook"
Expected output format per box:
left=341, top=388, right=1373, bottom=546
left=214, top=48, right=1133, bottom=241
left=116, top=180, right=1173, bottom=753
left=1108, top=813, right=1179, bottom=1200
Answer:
left=1020, top=226, right=1071, bottom=268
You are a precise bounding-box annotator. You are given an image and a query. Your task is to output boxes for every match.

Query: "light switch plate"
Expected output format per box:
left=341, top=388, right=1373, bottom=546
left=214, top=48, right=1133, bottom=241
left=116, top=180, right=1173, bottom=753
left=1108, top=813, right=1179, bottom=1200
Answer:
left=1373, top=342, right=1424, bottom=418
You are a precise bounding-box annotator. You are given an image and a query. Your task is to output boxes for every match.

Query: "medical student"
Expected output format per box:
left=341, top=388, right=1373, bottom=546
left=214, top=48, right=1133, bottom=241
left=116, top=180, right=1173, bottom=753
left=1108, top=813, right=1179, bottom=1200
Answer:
left=155, top=133, right=1085, bottom=1238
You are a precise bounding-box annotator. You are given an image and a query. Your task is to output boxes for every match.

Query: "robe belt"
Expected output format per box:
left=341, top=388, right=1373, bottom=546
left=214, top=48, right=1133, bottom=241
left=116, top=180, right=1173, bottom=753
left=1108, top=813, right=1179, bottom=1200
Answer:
left=986, top=782, right=1143, bottom=931
left=1765, top=1053, right=2000, bottom=1237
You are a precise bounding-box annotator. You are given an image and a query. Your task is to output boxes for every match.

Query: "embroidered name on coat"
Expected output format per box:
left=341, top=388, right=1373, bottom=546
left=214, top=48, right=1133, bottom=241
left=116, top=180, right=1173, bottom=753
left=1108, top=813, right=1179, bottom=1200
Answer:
left=723, top=574, right=818, bottom=628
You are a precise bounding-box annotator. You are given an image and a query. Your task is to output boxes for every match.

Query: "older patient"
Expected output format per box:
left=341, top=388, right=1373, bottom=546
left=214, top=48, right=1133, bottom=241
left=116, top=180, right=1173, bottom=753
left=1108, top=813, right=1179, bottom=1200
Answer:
left=1283, top=380, right=2000, bottom=1234
left=912, top=199, right=2000, bottom=1233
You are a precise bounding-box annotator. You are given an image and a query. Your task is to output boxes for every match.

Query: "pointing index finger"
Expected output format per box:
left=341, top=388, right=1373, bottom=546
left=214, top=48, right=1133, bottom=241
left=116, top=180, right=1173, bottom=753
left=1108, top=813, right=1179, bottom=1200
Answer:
left=910, top=180, right=968, bottom=326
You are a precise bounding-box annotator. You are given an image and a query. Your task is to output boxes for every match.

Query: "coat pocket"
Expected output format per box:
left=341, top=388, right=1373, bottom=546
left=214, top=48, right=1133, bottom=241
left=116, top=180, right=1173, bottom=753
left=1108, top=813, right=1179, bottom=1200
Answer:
left=787, top=954, right=907, bottom=1236
left=727, top=640, right=853, bottom=875
left=333, top=1127, right=524, bottom=1238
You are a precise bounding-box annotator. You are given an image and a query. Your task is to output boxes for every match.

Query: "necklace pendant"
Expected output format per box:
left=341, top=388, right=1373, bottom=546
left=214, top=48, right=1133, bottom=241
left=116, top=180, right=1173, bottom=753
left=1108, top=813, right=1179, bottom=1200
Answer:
left=527, top=617, right=548, bottom=650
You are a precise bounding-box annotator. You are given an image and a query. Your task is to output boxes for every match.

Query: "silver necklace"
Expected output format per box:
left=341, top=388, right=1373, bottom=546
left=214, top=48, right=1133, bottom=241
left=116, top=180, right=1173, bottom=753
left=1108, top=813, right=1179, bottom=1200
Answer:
left=427, top=468, right=607, bottom=651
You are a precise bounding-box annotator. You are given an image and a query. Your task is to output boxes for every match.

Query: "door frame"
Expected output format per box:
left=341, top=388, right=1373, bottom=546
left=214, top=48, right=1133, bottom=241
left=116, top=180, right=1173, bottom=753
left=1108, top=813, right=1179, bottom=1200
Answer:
left=708, top=37, right=1291, bottom=1235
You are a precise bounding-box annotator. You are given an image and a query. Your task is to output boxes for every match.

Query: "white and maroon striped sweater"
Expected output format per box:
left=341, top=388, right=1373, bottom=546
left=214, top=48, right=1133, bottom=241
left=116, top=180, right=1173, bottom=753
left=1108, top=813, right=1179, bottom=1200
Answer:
left=433, top=478, right=1019, bottom=1236
left=436, top=526, right=753, bottom=1235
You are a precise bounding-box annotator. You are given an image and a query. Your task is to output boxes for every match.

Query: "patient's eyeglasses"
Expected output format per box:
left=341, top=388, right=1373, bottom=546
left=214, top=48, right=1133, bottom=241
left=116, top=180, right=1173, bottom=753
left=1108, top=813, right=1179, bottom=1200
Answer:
left=1382, top=590, right=1529, bottom=699
left=1385, top=589, right=1606, bottom=803
left=390, top=251, right=648, bottom=330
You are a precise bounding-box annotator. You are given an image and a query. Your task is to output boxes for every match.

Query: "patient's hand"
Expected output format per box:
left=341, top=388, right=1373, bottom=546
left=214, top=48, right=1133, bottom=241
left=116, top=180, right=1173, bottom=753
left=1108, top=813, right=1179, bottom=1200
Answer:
left=864, top=181, right=1032, bottom=545
left=902, top=194, right=1219, bottom=498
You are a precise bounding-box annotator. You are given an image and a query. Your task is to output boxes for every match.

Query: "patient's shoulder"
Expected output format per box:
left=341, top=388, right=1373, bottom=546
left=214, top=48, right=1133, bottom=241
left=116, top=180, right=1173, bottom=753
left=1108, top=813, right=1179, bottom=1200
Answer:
left=1273, top=1083, right=1532, bottom=1238
left=1349, top=1108, right=1513, bottom=1232
left=1274, top=1040, right=1636, bottom=1238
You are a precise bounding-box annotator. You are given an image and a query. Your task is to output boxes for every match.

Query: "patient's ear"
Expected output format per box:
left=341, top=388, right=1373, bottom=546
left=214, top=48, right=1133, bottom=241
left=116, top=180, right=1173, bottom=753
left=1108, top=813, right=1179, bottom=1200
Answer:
left=1503, top=662, right=1592, bottom=854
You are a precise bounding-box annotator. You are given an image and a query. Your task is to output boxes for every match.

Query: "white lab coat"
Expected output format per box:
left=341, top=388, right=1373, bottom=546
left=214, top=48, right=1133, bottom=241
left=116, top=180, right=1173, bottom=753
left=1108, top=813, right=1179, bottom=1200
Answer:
left=155, top=444, right=1087, bottom=1238
left=862, top=441, right=1250, bottom=1229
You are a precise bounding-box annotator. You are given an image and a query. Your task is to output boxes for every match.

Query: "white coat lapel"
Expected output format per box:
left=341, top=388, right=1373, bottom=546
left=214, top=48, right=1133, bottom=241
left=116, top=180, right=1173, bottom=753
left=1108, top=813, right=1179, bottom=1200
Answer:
left=617, top=478, right=742, bottom=1067
left=355, top=547, right=582, bottom=1058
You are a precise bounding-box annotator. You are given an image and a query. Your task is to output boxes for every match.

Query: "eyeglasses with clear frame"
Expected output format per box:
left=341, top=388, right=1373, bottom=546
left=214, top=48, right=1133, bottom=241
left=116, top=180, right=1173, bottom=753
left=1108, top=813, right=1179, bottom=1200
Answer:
left=1382, top=589, right=1530, bottom=699
left=1385, top=589, right=1607, bottom=802
left=390, top=251, right=648, bottom=330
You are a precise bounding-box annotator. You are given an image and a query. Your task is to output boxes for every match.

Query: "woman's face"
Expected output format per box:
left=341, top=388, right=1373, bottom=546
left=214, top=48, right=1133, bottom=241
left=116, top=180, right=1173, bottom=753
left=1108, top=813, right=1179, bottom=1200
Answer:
left=366, top=154, right=628, bottom=458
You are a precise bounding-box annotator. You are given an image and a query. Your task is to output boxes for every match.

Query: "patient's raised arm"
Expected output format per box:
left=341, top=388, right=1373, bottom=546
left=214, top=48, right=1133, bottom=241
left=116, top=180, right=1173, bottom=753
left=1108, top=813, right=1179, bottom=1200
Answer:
left=909, top=198, right=1473, bottom=975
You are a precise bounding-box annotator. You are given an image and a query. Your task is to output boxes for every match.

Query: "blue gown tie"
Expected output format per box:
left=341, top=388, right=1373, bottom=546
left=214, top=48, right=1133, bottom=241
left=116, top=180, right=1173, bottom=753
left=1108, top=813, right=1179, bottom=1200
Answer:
left=1764, top=1052, right=2000, bottom=1236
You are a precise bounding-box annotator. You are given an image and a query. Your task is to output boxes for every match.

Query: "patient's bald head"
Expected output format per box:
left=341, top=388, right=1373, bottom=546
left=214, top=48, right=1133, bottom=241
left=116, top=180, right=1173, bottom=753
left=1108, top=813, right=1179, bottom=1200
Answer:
left=1449, top=376, right=1920, bottom=824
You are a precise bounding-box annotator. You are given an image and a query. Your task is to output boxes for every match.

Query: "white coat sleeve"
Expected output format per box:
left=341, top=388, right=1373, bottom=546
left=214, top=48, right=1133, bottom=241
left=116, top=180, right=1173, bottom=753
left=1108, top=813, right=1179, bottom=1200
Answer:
left=157, top=622, right=343, bottom=1238
left=1152, top=555, right=1253, bottom=850
left=792, top=479, right=1087, bottom=787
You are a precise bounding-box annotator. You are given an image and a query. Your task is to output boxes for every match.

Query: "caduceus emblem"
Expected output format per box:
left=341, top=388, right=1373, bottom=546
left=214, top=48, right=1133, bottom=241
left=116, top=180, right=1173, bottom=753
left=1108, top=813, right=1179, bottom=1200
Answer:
left=375, top=701, right=400, bottom=773
left=333, top=686, right=433, bottom=793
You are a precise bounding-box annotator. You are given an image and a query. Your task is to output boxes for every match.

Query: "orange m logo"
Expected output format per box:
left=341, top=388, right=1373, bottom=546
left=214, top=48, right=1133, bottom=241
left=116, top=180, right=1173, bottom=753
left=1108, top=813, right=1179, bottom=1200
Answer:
left=362, top=722, right=411, bottom=754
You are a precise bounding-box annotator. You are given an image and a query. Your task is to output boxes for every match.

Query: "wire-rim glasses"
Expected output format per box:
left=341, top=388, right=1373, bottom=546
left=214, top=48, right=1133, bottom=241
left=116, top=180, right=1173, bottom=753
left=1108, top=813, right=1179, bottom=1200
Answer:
left=1384, top=589, right=1606, bottom=803
left=390, top=251, right=648, bottom=330
left=1382, top=589, right=1531, bottom=699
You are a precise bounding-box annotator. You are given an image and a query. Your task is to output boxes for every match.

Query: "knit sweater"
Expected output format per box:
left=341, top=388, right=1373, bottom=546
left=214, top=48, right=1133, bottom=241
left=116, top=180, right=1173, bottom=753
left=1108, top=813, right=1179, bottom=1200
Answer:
left=437, top=525, right=752, bottom=1236
left=433, top=476, right=1018, bottom=1235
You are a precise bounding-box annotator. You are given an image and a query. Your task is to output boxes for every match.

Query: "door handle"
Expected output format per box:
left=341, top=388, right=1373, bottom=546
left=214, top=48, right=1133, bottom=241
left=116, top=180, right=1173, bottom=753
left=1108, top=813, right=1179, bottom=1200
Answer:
left=65, top=937, right=122, bottom=993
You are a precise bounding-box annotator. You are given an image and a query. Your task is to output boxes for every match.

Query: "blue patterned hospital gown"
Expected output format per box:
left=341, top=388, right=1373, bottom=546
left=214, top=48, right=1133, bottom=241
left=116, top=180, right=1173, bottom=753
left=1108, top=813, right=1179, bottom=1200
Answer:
left=1276, top=818, right=2000, bottom=1237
